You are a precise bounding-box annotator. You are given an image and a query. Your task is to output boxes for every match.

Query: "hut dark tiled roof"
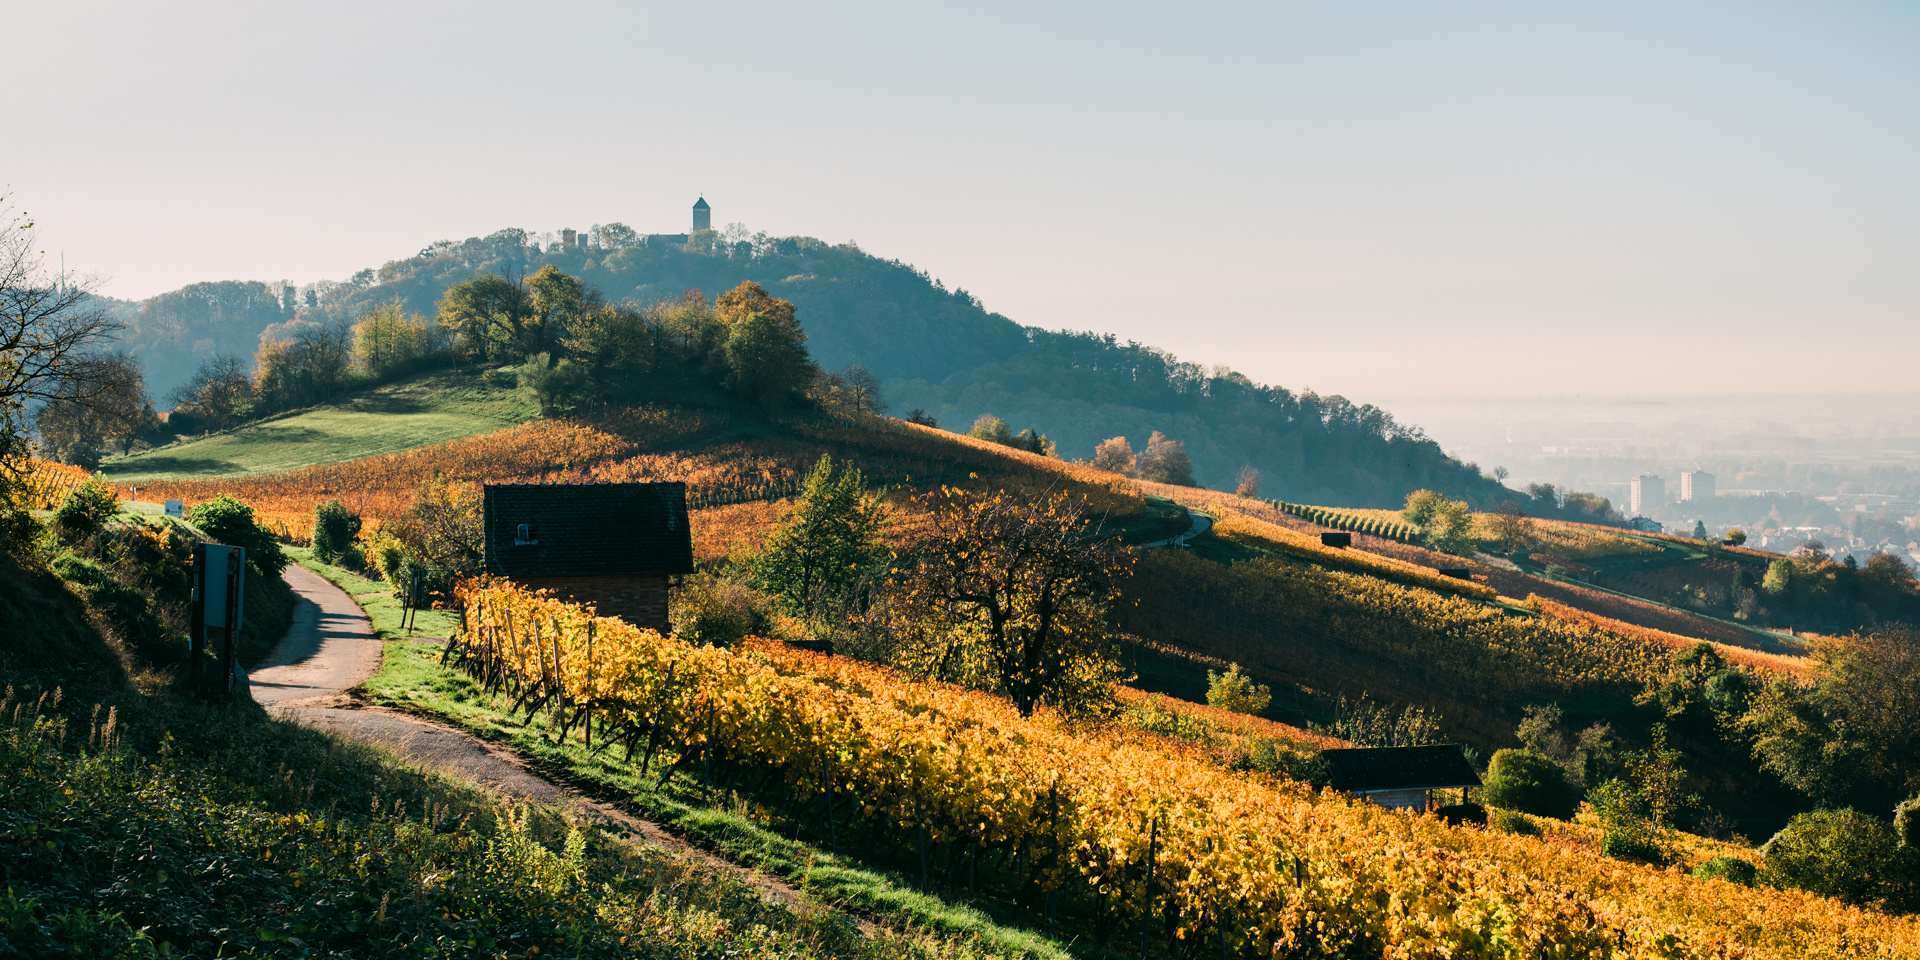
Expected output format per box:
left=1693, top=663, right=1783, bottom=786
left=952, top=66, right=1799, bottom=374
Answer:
left=1321, top=745, right=1482, bottom=794
left=483, top=482, right=695, bottom=577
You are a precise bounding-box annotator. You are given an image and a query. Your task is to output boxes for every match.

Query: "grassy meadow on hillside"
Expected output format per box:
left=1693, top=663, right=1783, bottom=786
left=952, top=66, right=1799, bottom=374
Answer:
left=101, top=369, right=537, bottom=482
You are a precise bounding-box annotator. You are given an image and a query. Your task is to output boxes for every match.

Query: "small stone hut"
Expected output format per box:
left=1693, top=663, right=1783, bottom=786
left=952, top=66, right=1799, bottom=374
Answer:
left=1321, top=744, right=1482, bottom=812
left=482, top=482, right=695, bottom=632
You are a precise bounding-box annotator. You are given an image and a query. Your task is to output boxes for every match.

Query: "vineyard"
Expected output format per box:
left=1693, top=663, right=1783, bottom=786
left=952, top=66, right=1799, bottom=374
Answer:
left=1204, top=509, right=1497, bottom=600
left=1117, top=548, right=1674, bottom=742
left=15, top=459, right=102, bottom=509
left=1518, top=523, right=1664, bottom=563
left=444, top=580, right=1920, bottom=959
left=1524, top=596, right=1808, bottom=678
left=127, top=407, right=1140, bottom=544
left=1270, top=501, right=1419, bottom=543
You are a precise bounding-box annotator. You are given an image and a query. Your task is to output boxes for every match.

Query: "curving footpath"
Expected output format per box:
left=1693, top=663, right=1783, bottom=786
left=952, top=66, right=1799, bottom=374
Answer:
left=1137, top=510, right=1214, bottom=549
left=250, top=564, right=803, bottom=906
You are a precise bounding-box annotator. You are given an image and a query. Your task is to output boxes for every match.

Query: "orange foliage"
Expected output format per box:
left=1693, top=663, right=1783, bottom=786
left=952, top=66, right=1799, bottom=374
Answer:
left=452, top=579, right=1920, bottom=959
left=1527, top=596, right=1809, bottom=678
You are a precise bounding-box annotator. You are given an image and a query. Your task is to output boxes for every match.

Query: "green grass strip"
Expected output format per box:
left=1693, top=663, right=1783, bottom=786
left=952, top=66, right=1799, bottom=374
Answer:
left=361, top=639, right=1080, bottom=960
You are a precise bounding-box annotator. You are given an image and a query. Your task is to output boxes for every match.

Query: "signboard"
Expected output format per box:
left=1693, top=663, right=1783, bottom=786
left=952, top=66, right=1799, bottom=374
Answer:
left=165, top=500, right=184, bottom=518
left=190, top=543, right=247, bottom=694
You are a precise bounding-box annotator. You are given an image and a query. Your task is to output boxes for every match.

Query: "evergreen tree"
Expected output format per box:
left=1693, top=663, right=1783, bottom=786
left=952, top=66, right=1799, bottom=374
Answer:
left=752, top=455, right=890, bottom=617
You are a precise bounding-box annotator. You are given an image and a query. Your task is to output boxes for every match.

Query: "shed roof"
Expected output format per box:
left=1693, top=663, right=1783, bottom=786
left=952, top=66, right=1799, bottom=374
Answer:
left=1321, top=745, right=1482, bottom=793
left=483, top=482, right=695, bottom=578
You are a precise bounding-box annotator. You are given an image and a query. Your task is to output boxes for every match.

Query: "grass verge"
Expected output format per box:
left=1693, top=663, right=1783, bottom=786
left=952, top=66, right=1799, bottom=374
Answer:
left=288, top=545, right=458, bottom=639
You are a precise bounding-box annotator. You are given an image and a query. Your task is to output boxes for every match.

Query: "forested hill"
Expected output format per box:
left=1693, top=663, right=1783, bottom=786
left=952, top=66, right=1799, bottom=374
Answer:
left=119, top=230, right=1506, bottom=507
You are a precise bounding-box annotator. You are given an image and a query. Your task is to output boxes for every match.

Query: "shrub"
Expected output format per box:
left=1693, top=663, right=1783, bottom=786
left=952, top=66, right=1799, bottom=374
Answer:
left=185, top=496, right=289, bottom=576
left=1693, top=856, right=1757, bottom=886
left=1760, top=809, right=1903, bottom=907
left=1206, top=663, right=1272, bottom=715
left=54, top=479, right=119, bottom=537
left=1899, top=796, right=1920, bottom=849
left=1482, top=748, right=1578, bottom=820
left=671, top=572, right=774, bottom=647
left=1438, top=802, right=1487, bottom=828
left=1601, top=830, right=1666, bottom=865
left=516, top=353, right=591, bottom=415
left=370, top=536, right=408, bottom=584
left=310, top=498, right=362, bottom=563
left=1490, top=809, right=1539, bottom=835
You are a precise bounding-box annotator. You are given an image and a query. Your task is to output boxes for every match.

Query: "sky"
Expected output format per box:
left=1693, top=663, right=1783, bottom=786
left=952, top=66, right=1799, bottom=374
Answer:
left=13, top=1, right=1918, bottom=398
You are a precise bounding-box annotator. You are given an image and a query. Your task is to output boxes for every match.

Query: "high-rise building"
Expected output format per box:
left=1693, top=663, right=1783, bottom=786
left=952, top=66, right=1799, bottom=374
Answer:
left=1681, top=471, right=1716, bottom=503
left=1630, top=474, right=1666, bottom=516
left=692, top=196, right=711, bottom=232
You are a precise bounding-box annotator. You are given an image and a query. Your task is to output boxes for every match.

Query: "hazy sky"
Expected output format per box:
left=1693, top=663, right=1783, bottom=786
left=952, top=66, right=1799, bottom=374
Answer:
left=14, top=2, right=1918, bottom=398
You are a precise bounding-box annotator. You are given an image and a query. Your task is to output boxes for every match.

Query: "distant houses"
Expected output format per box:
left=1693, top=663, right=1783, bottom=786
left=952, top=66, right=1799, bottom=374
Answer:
left=481, top=482, right=695, bottom=633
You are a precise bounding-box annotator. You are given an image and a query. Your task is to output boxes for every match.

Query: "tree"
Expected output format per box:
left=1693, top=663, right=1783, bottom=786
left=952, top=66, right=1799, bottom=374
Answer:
left=517, top=353, right=590, bottom=416
left=253, top=318, right=353, bottom=412
left=1089, top=436, right=1136, bottom=475
left=1727, top=529, right=1748, bottom=546
left=721, top=308, right=814, bottom=410
left=0, top=198, right=124, bottom=496
left=1402, top=489, right=1475, bottom=555
left=906, top=409, right=938, bottom=427
left=840, top=364, right=885, bottom=414
left=383, top=477, right=483, bottom=597
left=1012, top=428, right=1054, bottom=457
left=1623, top=723, right=1695, bottom=830
left=437, top=272, right=532, bottom=360
left=1235, top=466, right=1260, bottom=498
left=353, top=301, right=439, bottom=380
left=968, top=414, right=1015, bottom=446
left=811, top=364, right=886, bottom=415
left=594, top=222, right=639, bottom=249
left=1693, top=520, right=1709, bottom=540
left=1207, top=663, right=1272, bottom=715
left=526, top=265, right=593, bottom=358
left=166, top=354, right=255, bottom=432
left=1136, top=430, right=1194, bottom=486
left=311, top=499, right=363, bottom=564
left=751, top=454, right=890, bottom=618
left=715, top=280, right=798, bottom=337
left=892, top=488, right=1131, bottom=717
left=33, top=353, right=153, bottom=468
left=1487, top=500, right=1536, bottom=554
left=1482, top=748, right=1579, bottom=820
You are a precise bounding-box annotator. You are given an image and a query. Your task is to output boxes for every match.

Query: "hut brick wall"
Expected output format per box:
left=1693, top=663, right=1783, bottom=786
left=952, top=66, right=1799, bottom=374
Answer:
left=514, top=574, right=672, bottom=633
left=1359, top=789, right=1429, bottom=811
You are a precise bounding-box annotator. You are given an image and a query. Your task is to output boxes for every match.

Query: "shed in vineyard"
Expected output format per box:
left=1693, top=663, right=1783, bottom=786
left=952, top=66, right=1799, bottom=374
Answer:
left=482, top=482, right=695, bottom=632
left=1321, top=744, right=1482, bottom=812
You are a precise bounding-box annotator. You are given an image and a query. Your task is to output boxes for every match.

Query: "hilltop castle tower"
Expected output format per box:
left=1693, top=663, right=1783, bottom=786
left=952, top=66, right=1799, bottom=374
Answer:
left=692, top=197, right=711, bottom=233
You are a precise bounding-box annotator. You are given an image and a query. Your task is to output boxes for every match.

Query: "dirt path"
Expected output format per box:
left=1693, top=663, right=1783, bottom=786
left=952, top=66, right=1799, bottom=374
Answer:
left=250, top=566, right=809, bottom=910
left=1139, top=510, right=1214, bottom=549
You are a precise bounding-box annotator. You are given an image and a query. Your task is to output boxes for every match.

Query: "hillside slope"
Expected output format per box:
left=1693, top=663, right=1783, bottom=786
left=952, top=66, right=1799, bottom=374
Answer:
left=115, top=231, right=1507, bottom=507
left=127, top=400, right=1821, bottom=831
